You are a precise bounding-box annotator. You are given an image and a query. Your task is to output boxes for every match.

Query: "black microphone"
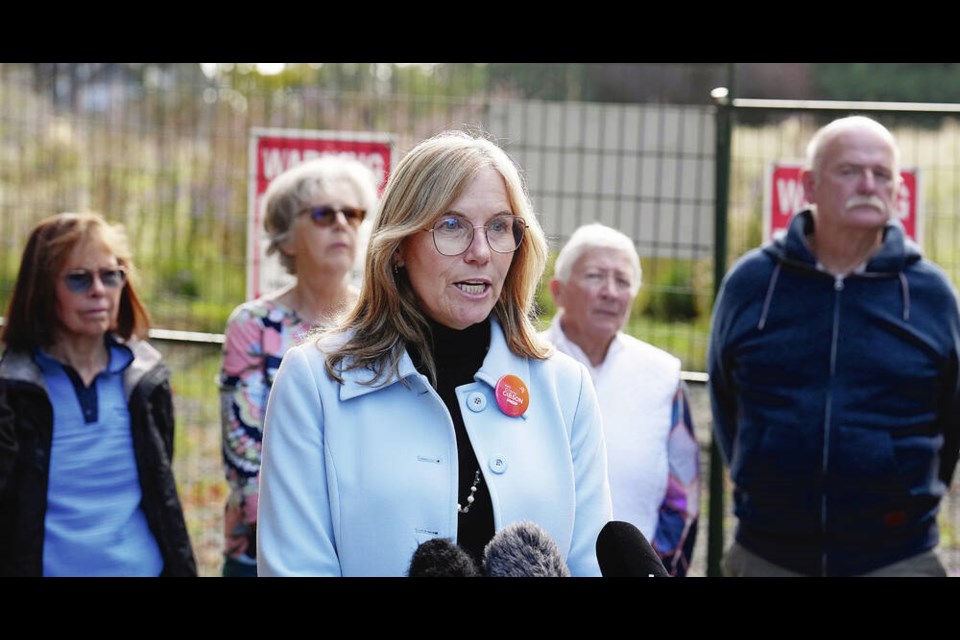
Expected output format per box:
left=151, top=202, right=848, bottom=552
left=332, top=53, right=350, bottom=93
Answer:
left=595, top=520, right=670, bottom=577
left=482, top=520, right=570, bottom=577
left=408, top=537, right=481, bottom=577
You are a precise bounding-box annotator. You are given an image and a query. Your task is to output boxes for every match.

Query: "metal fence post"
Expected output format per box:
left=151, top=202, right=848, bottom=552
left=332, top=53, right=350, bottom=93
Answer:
left=708, top=84, right=733, bottom=577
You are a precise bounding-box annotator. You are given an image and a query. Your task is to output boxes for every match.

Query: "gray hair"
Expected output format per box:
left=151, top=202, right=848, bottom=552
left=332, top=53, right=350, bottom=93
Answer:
left=263, top=155, right=379, bottom=275
left=553, top=222, right=642, bottom=296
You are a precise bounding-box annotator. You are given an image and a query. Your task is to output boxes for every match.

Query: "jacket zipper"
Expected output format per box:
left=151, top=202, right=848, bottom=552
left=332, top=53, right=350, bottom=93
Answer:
left=821, top=274, right=845, bottom=575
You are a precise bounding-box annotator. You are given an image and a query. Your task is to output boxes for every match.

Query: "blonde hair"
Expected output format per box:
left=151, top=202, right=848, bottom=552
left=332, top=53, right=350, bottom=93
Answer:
left=323, top=128, right=551, bottom=388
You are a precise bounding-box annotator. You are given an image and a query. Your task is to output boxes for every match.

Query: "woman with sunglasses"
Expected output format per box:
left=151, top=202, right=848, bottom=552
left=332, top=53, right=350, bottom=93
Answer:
left=217, top=156, right=378, bottom=577
left=0, top=212, right=197, bottom=576
left=257, top=129, right=613, bottom=577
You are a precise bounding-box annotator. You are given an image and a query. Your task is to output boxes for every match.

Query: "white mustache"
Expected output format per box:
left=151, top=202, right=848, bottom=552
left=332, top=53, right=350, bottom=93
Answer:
left=845, top=195, right=888, bottom=213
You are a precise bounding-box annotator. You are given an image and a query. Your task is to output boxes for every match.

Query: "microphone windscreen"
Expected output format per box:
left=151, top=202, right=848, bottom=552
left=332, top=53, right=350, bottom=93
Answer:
left=408, top=537, right=481, bottom=577
left=596, top=520, right=670, bottom=577
left=482, top=520, right=570, bottom=577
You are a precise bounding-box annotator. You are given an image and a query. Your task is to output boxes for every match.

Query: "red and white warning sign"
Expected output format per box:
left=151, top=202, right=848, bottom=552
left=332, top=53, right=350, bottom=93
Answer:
left=764, top=161, right=920, bottom=244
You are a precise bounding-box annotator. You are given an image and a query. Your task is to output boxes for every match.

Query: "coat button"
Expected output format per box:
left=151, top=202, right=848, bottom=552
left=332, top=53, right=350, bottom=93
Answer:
left=466, top=391, right=487, bottom=412
left=488, top=454, right=508, bottom=474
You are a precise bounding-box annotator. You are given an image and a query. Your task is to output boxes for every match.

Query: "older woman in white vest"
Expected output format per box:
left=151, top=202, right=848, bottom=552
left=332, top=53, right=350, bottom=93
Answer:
left=543, top=222, right=701, bottom=576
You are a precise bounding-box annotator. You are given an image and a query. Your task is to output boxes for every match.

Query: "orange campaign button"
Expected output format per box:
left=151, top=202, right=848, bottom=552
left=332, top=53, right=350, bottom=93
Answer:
left=495, top=374, right=529, bottom=417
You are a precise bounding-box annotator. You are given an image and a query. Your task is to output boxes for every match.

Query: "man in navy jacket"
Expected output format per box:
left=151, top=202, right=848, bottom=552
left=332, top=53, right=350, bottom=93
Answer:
left=708, top=115, right=960, bottom=576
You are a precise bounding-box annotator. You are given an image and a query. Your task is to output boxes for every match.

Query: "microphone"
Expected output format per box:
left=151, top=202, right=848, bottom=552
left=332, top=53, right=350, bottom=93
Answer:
left=482, top=520, right=570, bottom=577
left=408, top=537, right=481, bottom=577
left=596, top=520, right=670, bottom=577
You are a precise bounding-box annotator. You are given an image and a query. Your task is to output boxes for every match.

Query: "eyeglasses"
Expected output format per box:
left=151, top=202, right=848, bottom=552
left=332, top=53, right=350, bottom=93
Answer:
left=63, top=268, right=127, bottom=294
left=427, top=214, right=527, bottom=257
left=298, top=205, right=366, bottom=228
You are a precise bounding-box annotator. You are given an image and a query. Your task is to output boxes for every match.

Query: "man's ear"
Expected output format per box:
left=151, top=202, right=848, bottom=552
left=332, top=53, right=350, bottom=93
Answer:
left=800, top=167, right=816, bottom=203
left=894, top=172, right=905, bottom=202
left=549, top=278, right=562, bottom=304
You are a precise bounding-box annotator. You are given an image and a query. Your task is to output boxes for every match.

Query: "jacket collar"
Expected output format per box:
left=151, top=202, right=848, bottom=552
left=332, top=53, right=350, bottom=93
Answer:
left=0, top=334, right=161, bottom=399
left=766, top=208, right=920, bottom=275
left=337, top=315, right=531, bottom=401
left=754, top=209, right=919, bottom=329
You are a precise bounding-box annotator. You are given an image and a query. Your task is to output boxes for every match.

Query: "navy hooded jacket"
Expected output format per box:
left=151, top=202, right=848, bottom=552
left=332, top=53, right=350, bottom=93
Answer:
left=708, top=209, right=960, bottom=576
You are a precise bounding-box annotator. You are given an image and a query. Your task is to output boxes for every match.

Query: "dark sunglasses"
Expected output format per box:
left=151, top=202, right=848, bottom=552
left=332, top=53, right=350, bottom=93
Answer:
left=298, top=205, right=365, bottom=227
left=63, top=268, right=127, bottom=294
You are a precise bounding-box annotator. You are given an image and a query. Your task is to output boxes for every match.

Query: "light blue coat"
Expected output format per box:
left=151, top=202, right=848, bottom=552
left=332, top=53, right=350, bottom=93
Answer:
left=257, top=318, right=613, bottom=577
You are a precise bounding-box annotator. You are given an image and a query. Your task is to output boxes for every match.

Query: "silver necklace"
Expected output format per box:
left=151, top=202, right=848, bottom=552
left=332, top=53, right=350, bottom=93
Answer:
left=457, top=469, right=482, bottom=514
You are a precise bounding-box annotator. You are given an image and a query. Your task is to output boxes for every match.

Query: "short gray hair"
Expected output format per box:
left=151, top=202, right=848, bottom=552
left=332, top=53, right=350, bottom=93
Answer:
left=263, top=156, right=379, bottom=275
left=553, top=222, right=641, bottom=296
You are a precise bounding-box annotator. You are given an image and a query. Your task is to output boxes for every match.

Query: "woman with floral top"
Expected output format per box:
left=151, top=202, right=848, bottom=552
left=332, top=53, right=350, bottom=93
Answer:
left=218, top=156, right=379, bottom=577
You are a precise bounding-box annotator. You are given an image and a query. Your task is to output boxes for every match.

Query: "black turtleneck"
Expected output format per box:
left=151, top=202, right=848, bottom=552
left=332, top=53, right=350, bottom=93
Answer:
left=408, top=317, right=495, bottom=565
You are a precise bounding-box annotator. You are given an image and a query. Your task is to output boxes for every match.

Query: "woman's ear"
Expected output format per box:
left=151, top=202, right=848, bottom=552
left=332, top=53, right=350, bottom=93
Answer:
left=277, top=236, right=296, bottom=259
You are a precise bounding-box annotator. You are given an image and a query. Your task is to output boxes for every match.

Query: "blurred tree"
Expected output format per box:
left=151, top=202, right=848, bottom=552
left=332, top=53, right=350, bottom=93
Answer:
left=488, top=63, right=589, bottom=100
left=812, top=63, right=960, bottom=103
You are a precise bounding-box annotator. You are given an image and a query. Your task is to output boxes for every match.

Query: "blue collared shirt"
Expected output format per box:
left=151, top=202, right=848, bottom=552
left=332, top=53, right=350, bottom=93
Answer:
left=34, top=338, right=164, bottom=576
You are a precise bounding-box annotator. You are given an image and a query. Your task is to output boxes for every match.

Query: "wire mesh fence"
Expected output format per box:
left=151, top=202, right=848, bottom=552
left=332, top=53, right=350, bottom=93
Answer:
left=2, top=63, right=960, bottom=576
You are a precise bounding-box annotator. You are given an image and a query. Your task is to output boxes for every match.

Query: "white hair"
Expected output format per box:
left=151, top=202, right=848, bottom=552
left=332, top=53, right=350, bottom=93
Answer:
left=552, top=222, right=642, bottom=296
left=804, top=115, right=901, bottom=177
